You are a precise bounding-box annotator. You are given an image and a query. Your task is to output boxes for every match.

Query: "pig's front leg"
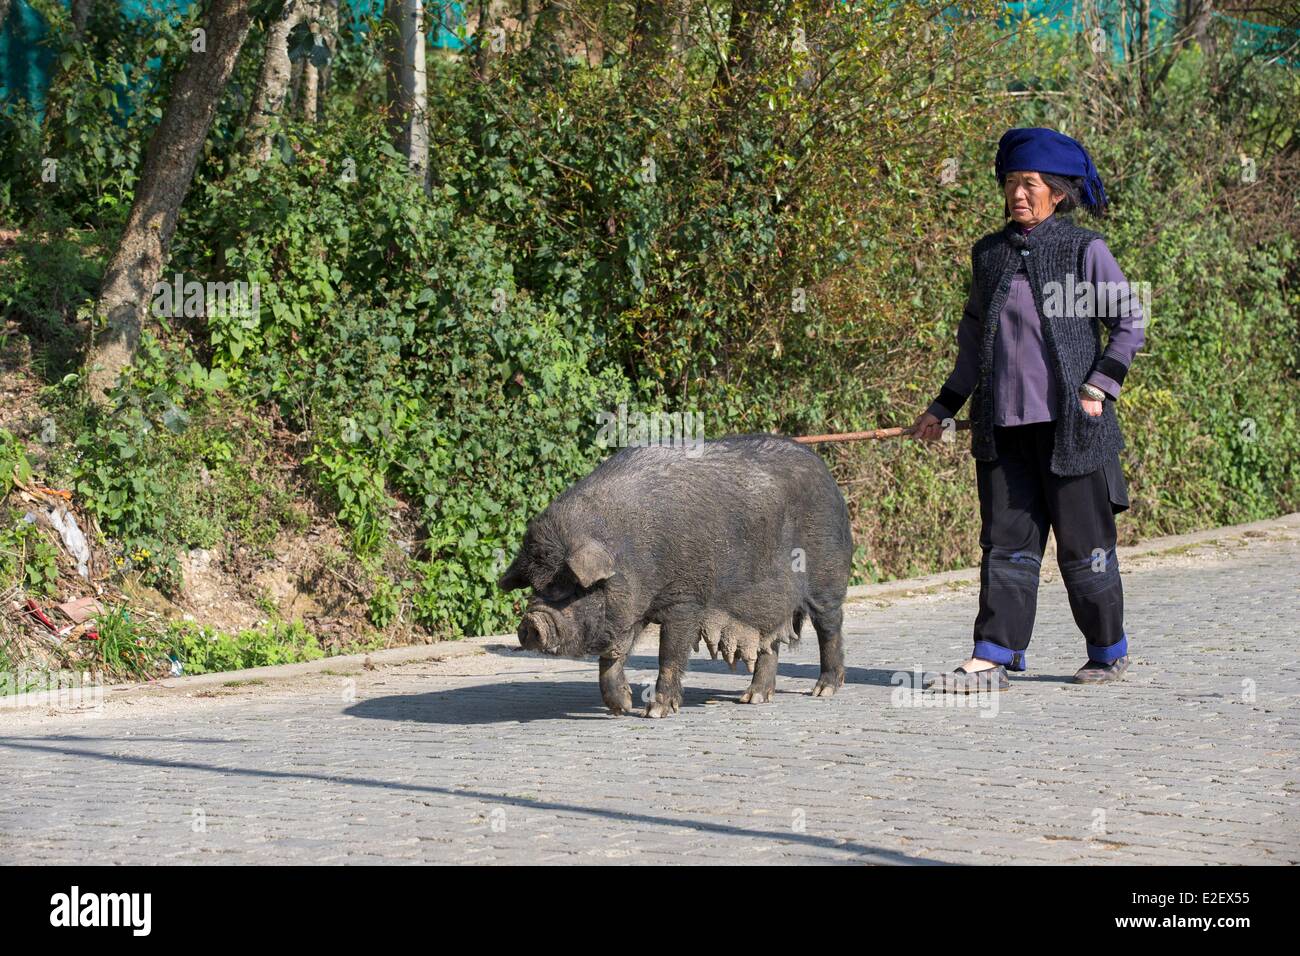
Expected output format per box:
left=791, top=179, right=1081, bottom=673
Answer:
left=646, top=617, right=694, bottom=718
left=599, top=655, right=634, bottom=715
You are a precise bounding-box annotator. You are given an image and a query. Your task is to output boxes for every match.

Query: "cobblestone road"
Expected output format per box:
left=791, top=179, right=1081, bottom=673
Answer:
left=1, top=525, right=1296, bottom=864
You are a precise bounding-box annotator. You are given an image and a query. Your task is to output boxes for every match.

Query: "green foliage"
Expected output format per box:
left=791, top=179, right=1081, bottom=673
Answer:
left=0, top=222, right=103, bottom=380
left=44, top=340, right=306, bottom=592
left=0, top=513, right=61, bottom=596
left=170, top=618, right=324, bottom=675
left=367, top=576, right=404, bottom=629
left=288, top=20, right=334, bottom=69
left=1, top=3, right=201, bottom=226
left=91, top=605, right=155, bottom=677
left=184, top=111, right=631, bottom=637
left=80, top=609, right=329, bottom=679
left=0, top=436, right=58, bottom=598
left=0, top=428, right=34, bottom=490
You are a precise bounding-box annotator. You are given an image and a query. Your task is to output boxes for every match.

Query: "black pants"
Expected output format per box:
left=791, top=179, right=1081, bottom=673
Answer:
left=972, top=421, right=1129, bottom=670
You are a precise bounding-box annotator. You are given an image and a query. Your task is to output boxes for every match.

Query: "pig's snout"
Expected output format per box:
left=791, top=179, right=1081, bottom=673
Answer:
left=518, top=611, right=558, bottom=654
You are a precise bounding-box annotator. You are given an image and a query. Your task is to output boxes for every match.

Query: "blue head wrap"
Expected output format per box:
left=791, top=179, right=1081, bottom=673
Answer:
left=995, top=127, right=1108, bottom=213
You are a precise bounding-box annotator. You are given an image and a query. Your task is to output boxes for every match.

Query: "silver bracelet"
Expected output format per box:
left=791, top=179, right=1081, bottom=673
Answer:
left=1079, top=383, right=1106, bottom=402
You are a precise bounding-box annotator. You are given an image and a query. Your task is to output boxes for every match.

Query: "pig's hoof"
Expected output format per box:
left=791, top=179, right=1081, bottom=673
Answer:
left=811, top=671, right=845, bottom=698
left=739, top=686, right=773, bottom=704
left=604, top=690, right=635, bottom=716
left=644, top=698, right=680, bottom=719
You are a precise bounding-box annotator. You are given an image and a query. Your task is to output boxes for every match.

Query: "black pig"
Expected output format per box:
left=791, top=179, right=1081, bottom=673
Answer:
left=498, top=435, right=853, bottom=717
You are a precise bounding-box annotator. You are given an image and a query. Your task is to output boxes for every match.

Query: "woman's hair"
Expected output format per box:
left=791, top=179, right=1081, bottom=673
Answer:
left=1003, top=172, right=1108, bottom=219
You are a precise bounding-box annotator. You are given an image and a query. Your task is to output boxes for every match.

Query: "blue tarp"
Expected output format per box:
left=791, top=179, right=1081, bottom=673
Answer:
left=0, top=1, right=54, bottom=112
left=1003, top=0, right=1297, bottom=66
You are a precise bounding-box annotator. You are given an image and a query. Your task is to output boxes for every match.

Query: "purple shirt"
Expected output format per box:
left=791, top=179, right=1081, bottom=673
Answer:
left=929, top=212, right=1145, bottom=425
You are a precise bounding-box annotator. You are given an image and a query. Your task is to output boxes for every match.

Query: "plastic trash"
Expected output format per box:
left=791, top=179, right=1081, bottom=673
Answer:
left=47, top=506, right=91, bottom=579
left=25, top=599, right=59, bottom=633
left=57, top=596, right=102, bottom=624
left=168, top=655, right=184, bottom=678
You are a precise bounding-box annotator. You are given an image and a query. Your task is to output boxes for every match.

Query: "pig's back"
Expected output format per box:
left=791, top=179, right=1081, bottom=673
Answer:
left=576, top=434, right=838, bottom=504
left=560, top=434, right=850, bottom=563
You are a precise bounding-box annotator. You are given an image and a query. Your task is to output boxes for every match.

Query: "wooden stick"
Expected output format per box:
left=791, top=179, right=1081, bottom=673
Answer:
left=793, top=420, right=972, bottom=445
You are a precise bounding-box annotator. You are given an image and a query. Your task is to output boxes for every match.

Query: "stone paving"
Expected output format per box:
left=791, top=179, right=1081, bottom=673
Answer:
left=0, top=525, right=1296, bottom=864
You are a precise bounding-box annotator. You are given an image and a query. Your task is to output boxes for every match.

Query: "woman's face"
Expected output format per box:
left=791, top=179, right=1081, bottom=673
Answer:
left=1004, top=171, right=1064, bottom=228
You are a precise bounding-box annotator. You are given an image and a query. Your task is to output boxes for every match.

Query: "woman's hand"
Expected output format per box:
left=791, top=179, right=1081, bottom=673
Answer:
left=911, top=410, right=946, bottom=442
left=1080, top=398, right=1103, bottom=417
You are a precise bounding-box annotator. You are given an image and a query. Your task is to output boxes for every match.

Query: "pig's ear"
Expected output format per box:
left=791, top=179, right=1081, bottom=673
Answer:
left=566, top=540, right=615, bottom=588
left=498, top=553, right=531, bottom=592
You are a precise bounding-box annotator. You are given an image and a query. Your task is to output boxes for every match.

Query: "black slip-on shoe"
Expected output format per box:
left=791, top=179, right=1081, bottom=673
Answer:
left=1072, top=656, right=1130, bottom=684
left=923, top=664, right=1010, bottom=694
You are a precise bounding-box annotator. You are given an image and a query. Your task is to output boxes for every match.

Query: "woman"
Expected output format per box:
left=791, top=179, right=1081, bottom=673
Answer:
left=913, top=126, right=1144, bottom=692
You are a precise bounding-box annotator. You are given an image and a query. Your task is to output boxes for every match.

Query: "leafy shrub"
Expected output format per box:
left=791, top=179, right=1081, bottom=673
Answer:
left=188, top=114, right=631, bottom=636
left=45, top=341, right=307, bottom=592
left=170, top=618, right=325, bottom=675
left=0, top=514, right=61, bottom=596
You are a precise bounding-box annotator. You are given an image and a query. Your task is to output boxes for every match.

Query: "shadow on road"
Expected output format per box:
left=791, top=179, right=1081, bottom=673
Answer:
left=345, top=659, right=904, bottom=725
left=0, top=736, right=941, bottom=865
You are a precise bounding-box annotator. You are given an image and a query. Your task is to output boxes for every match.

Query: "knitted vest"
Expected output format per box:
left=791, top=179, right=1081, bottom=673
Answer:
left=969, top=213, right=1125, bottom=476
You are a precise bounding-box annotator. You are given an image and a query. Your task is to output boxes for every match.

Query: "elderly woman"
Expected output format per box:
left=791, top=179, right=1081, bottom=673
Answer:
left=913, top=127, right=1144, bottom=692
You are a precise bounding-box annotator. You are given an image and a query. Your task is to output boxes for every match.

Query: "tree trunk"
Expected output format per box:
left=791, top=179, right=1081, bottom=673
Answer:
left=1188, top=0, right=1214, bottom=47
left=245, top=0, right=305, bottom=162
left=407, top=0, right=427, bottom=181
left=87, top=0, right=256, bottom=404
left=1151, top=1, right=1215, bottom=94
left=71, top=0, right=93, bottom=38
left=628, top=0, right=656, bottom=59
left=316, top=0, right=339, bottom=121
left=385, top=0, right=427, bottom=182
left=289, top=46, right=304, bottom=112
left=1138, top=0, right=1151, bottom=107
left=474, top=0, right=495, bottom=77
left=715, top=0, right=763, bottom=93
left=300, top=1, right=320, bottom=122
left=630, top=0, right=688, bottom=63
left=384, top=0, right=407, bottom=150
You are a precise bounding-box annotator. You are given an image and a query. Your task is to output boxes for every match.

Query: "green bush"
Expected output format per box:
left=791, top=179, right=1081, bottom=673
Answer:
left=171, top=618, right=325, bottom=675
left=0, top=514, right=61, bottom=596
left=40, top=343, right=307, bottom=592
left=188, top=114, right=632, bottom=637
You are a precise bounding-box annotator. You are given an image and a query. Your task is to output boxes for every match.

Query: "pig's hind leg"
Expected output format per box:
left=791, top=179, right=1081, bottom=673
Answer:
left=740, top=642, right=779, bottom=704
left=810, top=604, right=846, bottom=698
